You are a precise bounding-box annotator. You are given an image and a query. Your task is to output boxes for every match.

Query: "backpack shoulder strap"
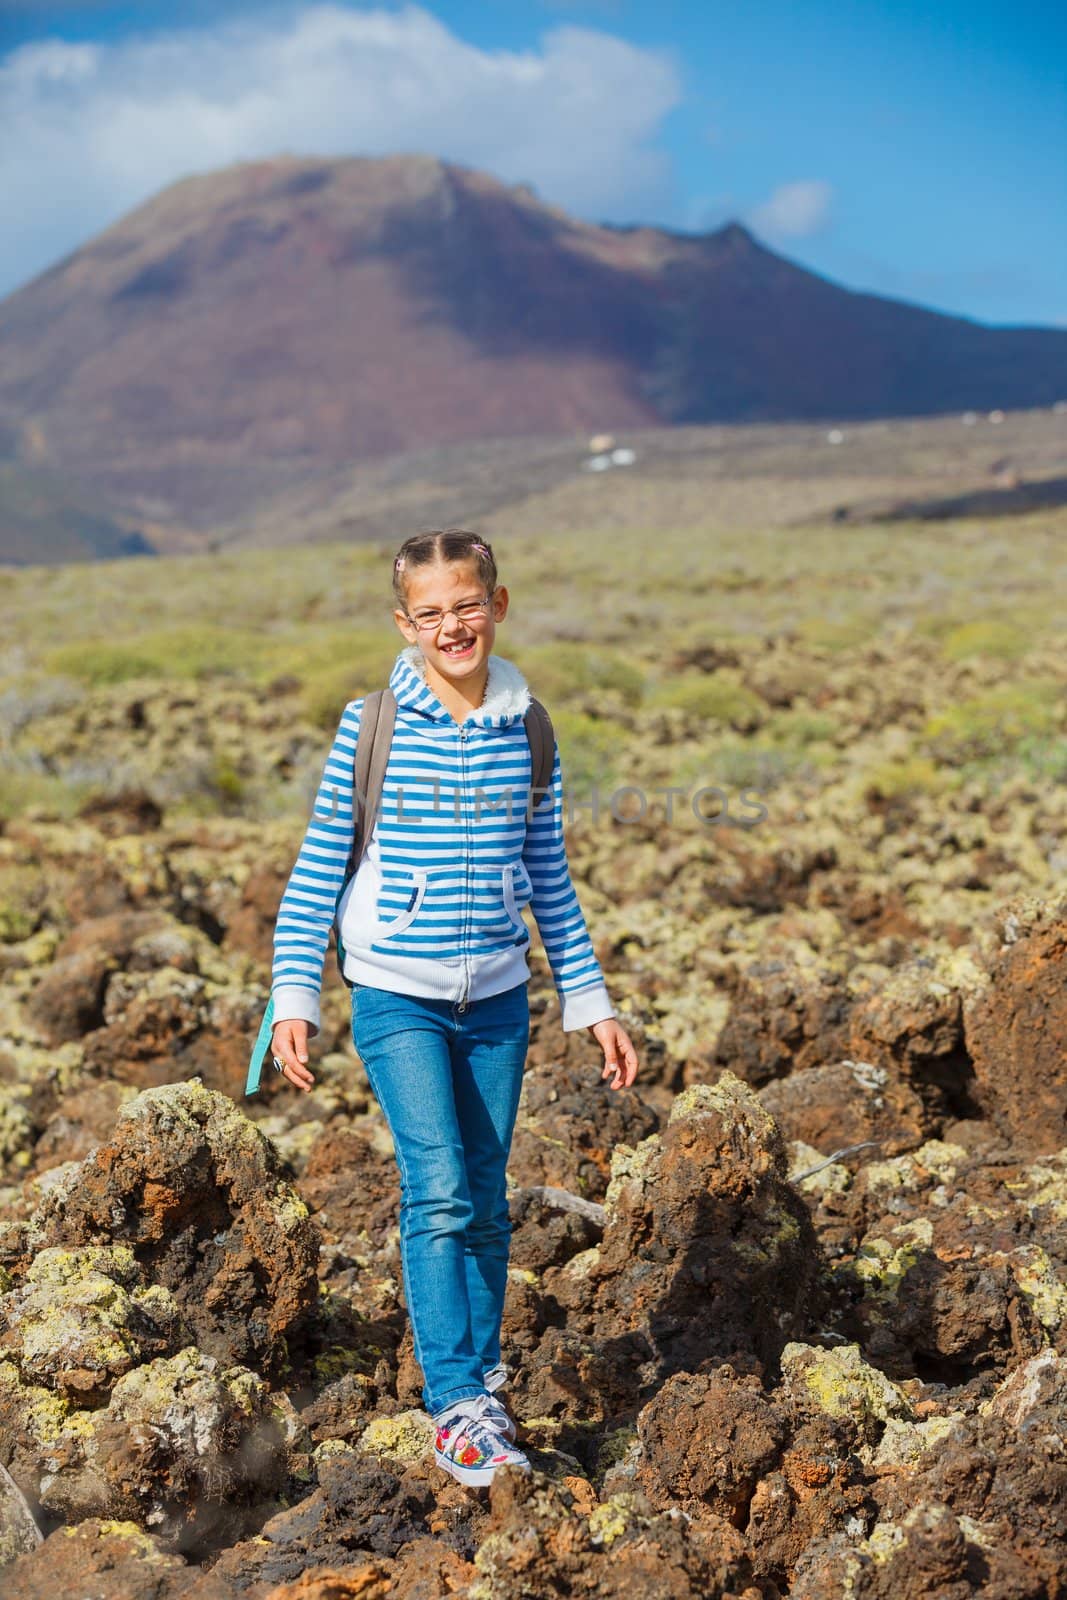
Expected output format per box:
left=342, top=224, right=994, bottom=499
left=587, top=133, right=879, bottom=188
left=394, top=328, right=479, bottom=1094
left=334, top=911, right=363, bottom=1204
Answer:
left=349, top=687, right=396, bottom=877
left=524, top=697, right=555, bottom=812
left=334, top=687, right=396, bottom=988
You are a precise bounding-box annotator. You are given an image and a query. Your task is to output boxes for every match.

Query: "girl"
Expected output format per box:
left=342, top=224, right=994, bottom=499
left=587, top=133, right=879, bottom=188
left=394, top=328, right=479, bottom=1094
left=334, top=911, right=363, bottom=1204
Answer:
left=268, top=529, right=639, bottom=1487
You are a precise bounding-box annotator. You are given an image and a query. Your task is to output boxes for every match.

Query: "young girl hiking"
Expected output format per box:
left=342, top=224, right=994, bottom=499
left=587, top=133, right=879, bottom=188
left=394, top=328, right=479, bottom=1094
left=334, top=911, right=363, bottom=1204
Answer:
left=265, top=529, right=639, bottom=1487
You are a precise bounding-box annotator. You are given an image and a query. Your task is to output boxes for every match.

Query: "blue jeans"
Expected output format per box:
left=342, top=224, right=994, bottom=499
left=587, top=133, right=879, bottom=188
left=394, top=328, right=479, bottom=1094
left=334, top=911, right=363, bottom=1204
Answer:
left=349, top=980, right=530, bottom=1419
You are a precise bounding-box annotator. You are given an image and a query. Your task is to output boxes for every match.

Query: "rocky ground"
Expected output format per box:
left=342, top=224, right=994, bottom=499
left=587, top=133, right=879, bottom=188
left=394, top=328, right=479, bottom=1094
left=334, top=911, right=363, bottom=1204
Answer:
left=1, top=476, right=1065, bottom=1595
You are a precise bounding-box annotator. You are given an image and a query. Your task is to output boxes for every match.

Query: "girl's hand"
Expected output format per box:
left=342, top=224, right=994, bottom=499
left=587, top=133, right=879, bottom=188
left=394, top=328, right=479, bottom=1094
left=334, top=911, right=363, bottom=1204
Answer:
left=271, top=1019, right=316, bottom=1093
left=589, top=1018, right=639, bottom=1091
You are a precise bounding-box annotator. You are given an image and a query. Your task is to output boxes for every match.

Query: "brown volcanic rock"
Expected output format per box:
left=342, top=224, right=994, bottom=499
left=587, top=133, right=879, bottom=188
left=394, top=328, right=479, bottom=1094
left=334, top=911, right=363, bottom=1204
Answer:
left=846, top=952, right=988, bottom=1124
left=79, top=965, right=264, bottom=1095
left=300, top=1124, right=400, bottom=1249
left=758, top=1058, right=929, bottom=1159
left=0, top=1518, right=215, bottom=1600
left=792, top=1502, right=1044, bottom=1600
left=0, top=1243, right=187, bottom=1403
left=824, top=1139, right=1064, bottom=1381
left=537, top=1074, right=822, bottom=1416
left=964, top=895, right=1067, bottom=1154
left=507, top=1056, right=660, bottom=1202
left=793, top=1353, right=1067, bottom=1600
left=634, top=1368, right=788, bottom=1527
left=2, top=152, right=1065, bottom=541
left=24, top=1079, right=319, bottom=1375
left=24, top=947, right=118, bottom=1045
left=468, top=1467, right=762, bottom=1600
left=633, top=1366, right=869, bottom=1592
left=712, top=962, right=852, bottom=1088
left=204, top=1451, right=439, bottom=1591
left=259, top=1563, right=396, bottom=1600
left=223, top=861, right=292, bottom=965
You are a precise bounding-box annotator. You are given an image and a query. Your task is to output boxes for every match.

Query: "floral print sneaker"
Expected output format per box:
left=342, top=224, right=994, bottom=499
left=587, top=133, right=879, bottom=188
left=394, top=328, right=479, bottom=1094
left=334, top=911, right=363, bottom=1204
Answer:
left=433, top=1394, right=530, bottom=1487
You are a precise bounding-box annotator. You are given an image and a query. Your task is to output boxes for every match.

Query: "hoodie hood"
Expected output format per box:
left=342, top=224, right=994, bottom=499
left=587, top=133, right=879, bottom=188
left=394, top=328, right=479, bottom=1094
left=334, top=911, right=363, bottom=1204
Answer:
left=391, top=644, right=532, bottom=729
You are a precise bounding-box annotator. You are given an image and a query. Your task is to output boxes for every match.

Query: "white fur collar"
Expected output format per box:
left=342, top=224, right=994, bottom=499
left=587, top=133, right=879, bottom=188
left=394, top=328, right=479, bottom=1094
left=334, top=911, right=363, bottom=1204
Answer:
left=399, top=644, right=532, bottom=722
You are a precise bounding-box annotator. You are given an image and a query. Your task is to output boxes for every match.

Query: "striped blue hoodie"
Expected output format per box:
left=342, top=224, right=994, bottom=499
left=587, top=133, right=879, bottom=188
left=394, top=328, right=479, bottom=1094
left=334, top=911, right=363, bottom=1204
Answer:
left=271, top=644, right=615, bottom=1033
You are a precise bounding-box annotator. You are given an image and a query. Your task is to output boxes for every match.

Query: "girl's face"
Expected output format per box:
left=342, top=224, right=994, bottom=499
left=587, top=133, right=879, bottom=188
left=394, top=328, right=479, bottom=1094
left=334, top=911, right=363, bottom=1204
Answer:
left=394, top=559, right=509, bottom=687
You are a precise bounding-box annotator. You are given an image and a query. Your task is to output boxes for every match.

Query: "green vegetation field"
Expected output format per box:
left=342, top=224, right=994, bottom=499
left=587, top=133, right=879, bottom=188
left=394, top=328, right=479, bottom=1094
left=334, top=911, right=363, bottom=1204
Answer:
left=0, top=507, right=1064, bottom=830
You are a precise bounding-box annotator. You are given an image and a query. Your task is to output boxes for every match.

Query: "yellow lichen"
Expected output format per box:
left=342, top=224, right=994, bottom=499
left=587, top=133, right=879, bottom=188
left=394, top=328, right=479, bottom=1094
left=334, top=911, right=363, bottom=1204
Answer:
left=669, top=1071, right=780, bottom=1150
left=1011, top=1246, right=1067, bottom=1330
left=223, top=1364, right=267, bottom=1416
left=271, top=1185, right=312, bottom=1229
left=849, top=1220, right=933, bottom=1300
left=358, top=1409, right=434, bottom=1463
left=866, top=1520, right=906, bottom=1563
left=312, top=1439, right=359, bottom=1463
left=1007, top=1159, right=1067, bottom=1222
left=92, top=1520, right=169, bottom=1559
left=782, top=1341, right=914, bottom=1427
left=588, top=1495, right=635, bottom=1549
left=872, top=1413, right=964, bottom=1468
left=789, top=1141, right=851, bottom=1195
left=312, top=1345, right=374, bottom=1383
left=603, top=1135, right=662, bottom=1220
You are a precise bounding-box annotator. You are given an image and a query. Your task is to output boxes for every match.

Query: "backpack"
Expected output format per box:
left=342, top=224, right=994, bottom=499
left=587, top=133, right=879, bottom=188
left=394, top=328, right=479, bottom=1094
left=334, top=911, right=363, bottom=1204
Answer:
left=245, top=688, right=554, bottom=1096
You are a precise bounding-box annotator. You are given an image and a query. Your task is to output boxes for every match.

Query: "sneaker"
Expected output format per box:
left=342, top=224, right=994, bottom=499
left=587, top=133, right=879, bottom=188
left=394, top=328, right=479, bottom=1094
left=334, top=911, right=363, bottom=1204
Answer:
left=433, top=1394, right=530, bottom=1487
left=482, top=1364, right=517, bottom=1441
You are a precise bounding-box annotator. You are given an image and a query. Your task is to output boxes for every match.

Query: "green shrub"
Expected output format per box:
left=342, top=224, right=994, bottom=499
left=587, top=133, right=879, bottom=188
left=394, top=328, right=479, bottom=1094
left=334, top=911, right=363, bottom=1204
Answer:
left=1013, top=736, right=1067, bottom=782
left=795, top=617, right=874, bottom=653
left=920, top=682, right=1061, bottom=764
left=260, top=626, right=398, bottom=687
left=648, top=672, right=766, bottom=731
left=0, top=768, right=94, bottom=825
left=45, top=625, right=274, bottom=686
left=513, top=643, right=645, bottom=710
left=302, top=664, right=365, bottom=734
left=210, top=754, right=246, bottom=805
left=941, top=619, right=1030, bottom=662
left=862, top=756, right=953, bottom=800
left=550, top=709, right=624, bottom=797
left=43, top=642, right=168, bottom=687
left=0, top=860, right=47, bottom=938
left=300, top=648, right=398, bottom=732
left=760, top=709, right=838, bottom=749
left=705, top=743, right=816, bottom=793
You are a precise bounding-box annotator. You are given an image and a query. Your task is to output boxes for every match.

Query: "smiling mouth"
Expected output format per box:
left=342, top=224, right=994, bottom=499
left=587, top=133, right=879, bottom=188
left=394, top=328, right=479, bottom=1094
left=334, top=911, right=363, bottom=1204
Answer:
left=441, top=638, right=476, bottom=655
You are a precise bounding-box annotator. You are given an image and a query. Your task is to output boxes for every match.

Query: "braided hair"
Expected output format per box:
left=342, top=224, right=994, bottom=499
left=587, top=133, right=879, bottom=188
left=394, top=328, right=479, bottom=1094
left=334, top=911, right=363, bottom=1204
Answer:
left=392, top=529, right=497, bottom=611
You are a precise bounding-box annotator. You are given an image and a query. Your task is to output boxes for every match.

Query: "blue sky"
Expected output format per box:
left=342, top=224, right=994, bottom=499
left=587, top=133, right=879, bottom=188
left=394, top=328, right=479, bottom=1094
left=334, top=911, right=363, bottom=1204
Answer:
left=1, top=0, right=1064, bottom=326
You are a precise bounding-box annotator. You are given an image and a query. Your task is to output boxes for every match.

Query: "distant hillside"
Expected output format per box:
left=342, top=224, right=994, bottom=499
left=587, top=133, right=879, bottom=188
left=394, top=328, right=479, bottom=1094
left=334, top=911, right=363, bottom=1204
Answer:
left=0, top=152, right=1064, bottom=552
left=0, top=462, right=154, bottom=566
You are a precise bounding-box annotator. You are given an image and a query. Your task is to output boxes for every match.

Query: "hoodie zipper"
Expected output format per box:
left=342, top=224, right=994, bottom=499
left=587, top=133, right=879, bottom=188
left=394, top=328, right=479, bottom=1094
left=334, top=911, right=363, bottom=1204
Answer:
left=457, top=725, right=471, bottom=1012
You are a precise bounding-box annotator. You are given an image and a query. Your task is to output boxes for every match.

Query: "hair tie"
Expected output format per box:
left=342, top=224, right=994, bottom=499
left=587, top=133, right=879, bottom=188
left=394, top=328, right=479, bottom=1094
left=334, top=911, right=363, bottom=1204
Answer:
left=471, top=542, right=488, bottom=554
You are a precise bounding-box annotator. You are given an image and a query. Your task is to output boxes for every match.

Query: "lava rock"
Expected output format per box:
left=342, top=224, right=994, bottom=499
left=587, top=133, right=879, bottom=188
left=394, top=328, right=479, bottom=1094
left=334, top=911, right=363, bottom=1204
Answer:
left=24, top=1079, right=320, bottom=1375
left=541, top=1073, right=823, bottom=1413
left=965, top=893, right=1067, bottom=1154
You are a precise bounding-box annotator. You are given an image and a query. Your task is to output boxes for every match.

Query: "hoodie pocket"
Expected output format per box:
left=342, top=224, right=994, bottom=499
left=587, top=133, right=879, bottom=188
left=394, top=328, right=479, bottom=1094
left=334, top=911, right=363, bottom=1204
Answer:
left=375, top=868, right=428, bottom=939
left=502, top=862, right=531, bottom=931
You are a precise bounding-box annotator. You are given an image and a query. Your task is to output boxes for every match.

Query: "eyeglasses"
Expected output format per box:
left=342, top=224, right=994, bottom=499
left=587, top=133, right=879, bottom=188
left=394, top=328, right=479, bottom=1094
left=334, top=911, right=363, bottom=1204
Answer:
left=402, top=592, right=496, bottom=632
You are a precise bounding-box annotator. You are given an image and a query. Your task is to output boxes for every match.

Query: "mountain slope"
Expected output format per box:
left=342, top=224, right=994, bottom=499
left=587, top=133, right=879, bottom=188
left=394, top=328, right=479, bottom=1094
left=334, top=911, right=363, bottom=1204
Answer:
left=0, top=152, right=1064, bottom=540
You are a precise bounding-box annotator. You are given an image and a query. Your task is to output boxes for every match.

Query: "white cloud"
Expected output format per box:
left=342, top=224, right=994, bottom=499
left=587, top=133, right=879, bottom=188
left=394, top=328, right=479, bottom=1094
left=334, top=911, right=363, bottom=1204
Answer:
left=0, top=2, right=681, bottom=297
left=746, top=178, right=833, bottom=240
